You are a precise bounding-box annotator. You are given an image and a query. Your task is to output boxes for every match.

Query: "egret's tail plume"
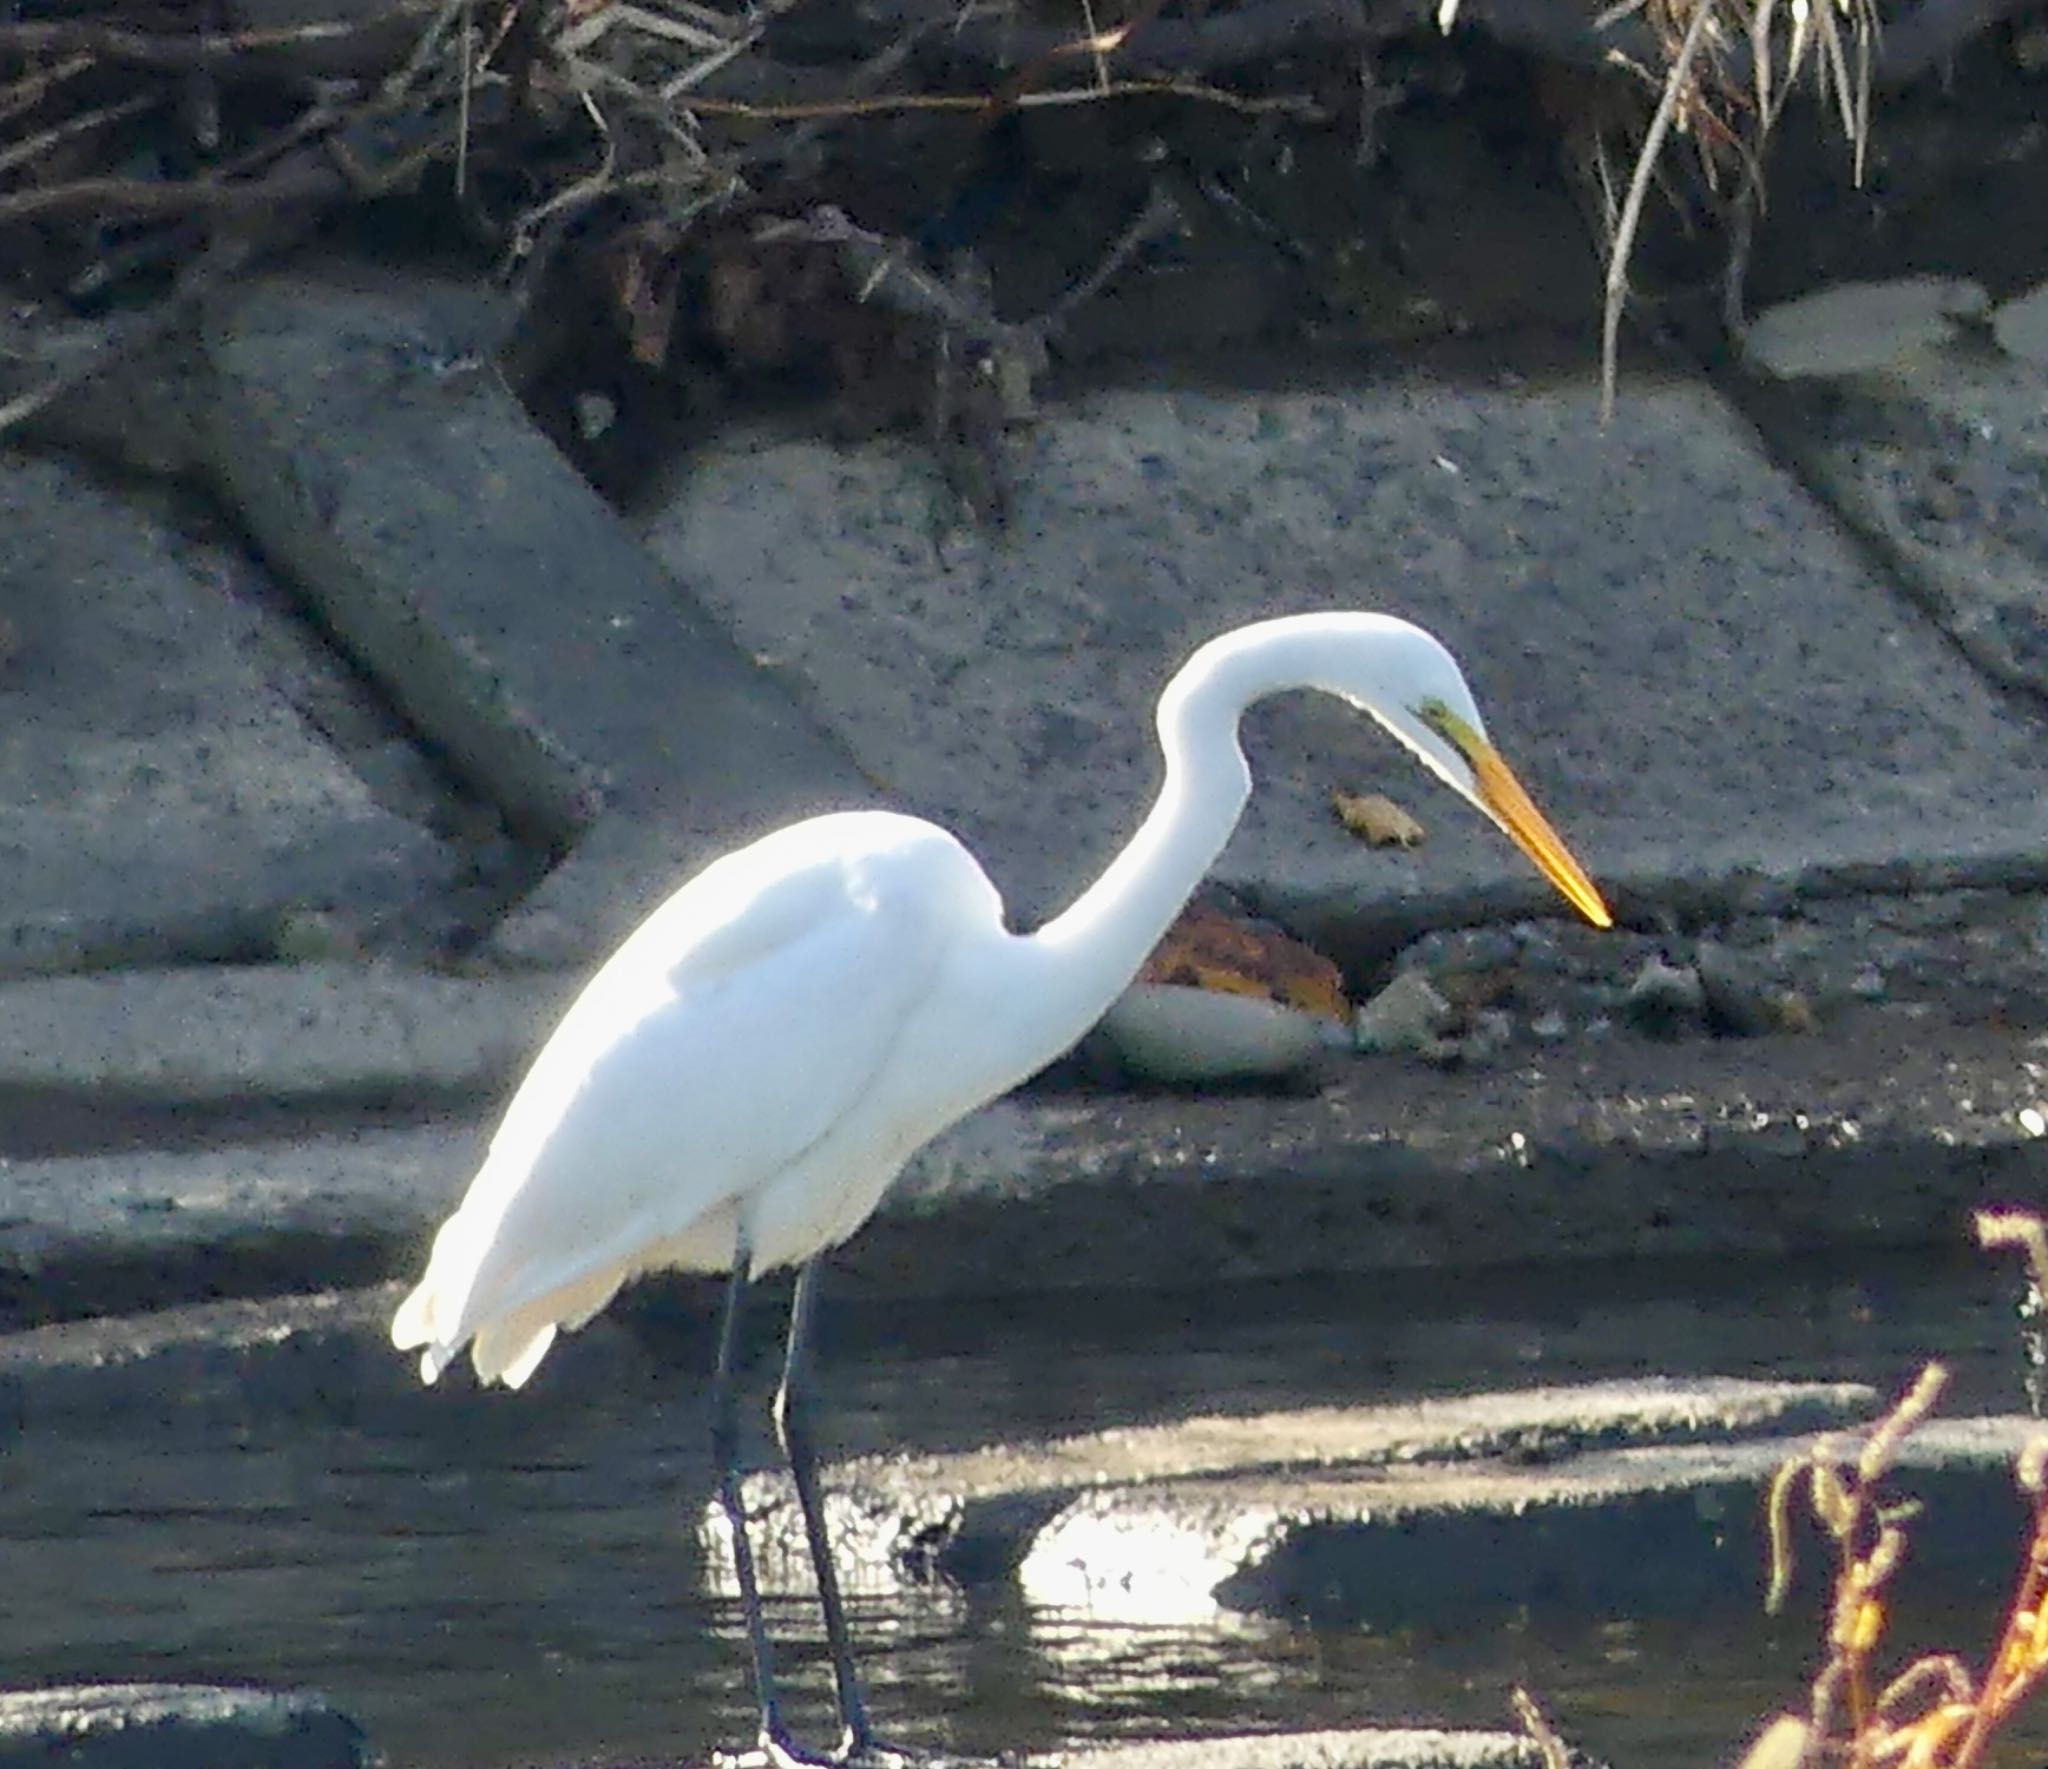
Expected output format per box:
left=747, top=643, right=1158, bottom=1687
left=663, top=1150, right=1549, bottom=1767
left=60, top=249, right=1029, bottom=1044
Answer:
left=471, top=1319, right=557, bottom=1389
left=390, top=1257, right=618, bottom=1390
left=390, top=1287, right=551, bottom=1388
left=390, top=1275, right=457, bottom=1383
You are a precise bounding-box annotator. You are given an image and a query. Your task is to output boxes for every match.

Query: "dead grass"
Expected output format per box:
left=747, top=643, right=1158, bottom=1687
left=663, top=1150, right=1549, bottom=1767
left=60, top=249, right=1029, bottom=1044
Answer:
left=1507, top=1211, right=2048, bottom=1769
left=1590, top=0, right=1880, bottom=414
left=0, top=0, right=1933, bottom=439
left=1728, top=1208, right=2048, bottom=1769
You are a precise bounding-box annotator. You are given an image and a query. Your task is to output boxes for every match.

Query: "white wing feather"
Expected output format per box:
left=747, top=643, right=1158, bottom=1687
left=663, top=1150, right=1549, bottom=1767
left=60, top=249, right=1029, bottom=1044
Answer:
left=391, top=812, right=992, bottom=1386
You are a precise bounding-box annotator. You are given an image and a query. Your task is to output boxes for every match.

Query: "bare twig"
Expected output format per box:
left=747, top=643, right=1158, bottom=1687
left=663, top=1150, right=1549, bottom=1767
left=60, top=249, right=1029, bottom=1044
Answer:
left=0, top=74, right=496, bottom=225
left=0, top=52, right=93, bottom=126
left=456, top=0, right=474, bottom=193
left=0, top=168, right=330, bottom=224
left=565, top=0, right=736, bottom=55
left=1038, top=180, right=1183, bottom=333
left=690, top=76, right=1315, bottom=121
left=753, top=0, right=1397, bottom=77
left=758, top=178, right=1178, bottom=357
left=1600, top=0, right=1716, bottom=421
left=0, top=91, right=157, bottom=179
left=378, top=0, right=478, bottom=98
left=0, top=11, right=431, bottom=78
left=1511, top=1688, right=1574, bottom=1769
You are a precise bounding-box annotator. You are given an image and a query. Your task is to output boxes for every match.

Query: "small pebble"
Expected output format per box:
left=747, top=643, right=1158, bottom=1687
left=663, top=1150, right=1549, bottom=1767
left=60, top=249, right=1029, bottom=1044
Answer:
left=1396, top=928, right=1520, bottom=975
left=273, top=909, right=366, bottom=964
left=1697, top=939, right=1780, bottom=1039
left=1773, top=991, right=1820, bottom=1034
left=1354, top=970, right=1454, bottom=1055
left=1623, top=955, right=1706, bottom=1041
left=1458, top=1008, right=1515, bottom=1065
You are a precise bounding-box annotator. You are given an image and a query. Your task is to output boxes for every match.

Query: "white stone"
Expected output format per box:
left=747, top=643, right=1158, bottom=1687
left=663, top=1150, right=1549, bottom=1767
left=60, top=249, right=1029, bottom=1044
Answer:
left=1741, top=276, right=1988, bottom=379
left=1992, top=281, right=2048, bottom=365
left=1100, top=983, right=1333, bottom=1083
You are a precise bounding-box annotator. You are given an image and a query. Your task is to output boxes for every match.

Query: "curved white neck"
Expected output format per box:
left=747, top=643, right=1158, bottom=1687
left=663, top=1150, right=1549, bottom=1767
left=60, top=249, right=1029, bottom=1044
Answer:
left=1014, top=618, right=1356, bottom=1062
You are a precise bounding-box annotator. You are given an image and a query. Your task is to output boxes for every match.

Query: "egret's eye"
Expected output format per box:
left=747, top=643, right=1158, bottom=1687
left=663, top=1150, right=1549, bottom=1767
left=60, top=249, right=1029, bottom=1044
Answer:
left=1416, top=698, right=1481, bottom=760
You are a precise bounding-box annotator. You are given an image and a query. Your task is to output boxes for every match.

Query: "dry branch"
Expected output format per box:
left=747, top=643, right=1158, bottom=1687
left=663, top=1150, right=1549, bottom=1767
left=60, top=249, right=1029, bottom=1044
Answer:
left=0, top=0, right=2025, bottom=456
left=0, top=7, right=442, bottom=79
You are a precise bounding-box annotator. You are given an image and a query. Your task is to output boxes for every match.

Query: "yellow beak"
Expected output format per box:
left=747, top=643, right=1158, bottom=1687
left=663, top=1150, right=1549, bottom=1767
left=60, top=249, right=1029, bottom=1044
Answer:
left=1464, top=737, right=1613, bottom=929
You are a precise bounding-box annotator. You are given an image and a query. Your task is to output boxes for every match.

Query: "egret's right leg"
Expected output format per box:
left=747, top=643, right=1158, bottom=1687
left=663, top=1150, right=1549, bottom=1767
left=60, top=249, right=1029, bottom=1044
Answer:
left=710, top=1253, right=818, bottom=1764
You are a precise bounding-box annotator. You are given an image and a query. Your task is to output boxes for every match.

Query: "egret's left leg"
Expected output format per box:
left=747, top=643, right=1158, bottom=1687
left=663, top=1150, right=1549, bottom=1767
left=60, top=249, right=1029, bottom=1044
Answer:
left=777, top=1258, right=916, bottom=1766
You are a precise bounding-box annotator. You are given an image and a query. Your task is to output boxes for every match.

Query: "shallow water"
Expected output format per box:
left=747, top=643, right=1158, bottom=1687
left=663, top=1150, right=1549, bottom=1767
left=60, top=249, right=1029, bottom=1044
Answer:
left=7, top=1246, right=2046, bottom=1768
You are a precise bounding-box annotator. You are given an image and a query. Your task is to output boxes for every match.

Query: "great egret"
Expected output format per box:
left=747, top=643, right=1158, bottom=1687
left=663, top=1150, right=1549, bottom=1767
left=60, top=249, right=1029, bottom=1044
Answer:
left=391, top=611, right=1612, bottom=1764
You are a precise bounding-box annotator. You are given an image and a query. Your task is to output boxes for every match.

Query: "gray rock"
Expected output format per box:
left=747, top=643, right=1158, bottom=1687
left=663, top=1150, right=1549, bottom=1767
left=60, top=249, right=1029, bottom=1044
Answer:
left=195, top=262, right=876, bottom=964
left=701, top=1375, right=1878, bottom=1598
left=1991, top=280, right=2048, bottom=365
left=1696, top=939, right=1783, bottom=1037
left=0, top=1124, right=483, bottom=1307
left=3, top=318, right=209, bottom=480
left=1353, top=971, right=1454, bottom=1054
left=1621, top=955, right=1705, bottom=1040
left=9, top=1003, right=2048, bottom=1321
left=173, top=285, right=2048, bottom=995
left=0, top=1284, right=651, bottom=1432
left=632, top=372, right=2048, bottom=962
left=1018, top=1413, right=2042, bottom=1626
left=270, top=910, right=369, bottom=964
left=1452, top=1006, right=1515, bottom=1065
left=1741, top=276, right=1989, bottom=379
left=1394, top=927, right=1522, bottom=976
left=1724, top=343, right=2048, bottom=703
left=0, top=1683, right=370, bottom=1769
left=0, top=963, right=569, bottom=1104
left=0, top=452, right=459, bottom=977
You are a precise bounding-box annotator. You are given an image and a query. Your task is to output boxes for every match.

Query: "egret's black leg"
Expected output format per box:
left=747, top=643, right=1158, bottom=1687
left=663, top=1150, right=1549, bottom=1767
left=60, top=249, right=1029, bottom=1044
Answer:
left=712, top=1252, right=807, bottom=1760
left=776, top=1258, right=898, bottom=1764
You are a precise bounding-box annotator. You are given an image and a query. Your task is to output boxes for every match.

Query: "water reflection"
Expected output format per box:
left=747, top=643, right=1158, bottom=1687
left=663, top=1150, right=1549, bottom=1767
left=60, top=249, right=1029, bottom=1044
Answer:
left=2, top=1247, right=2039, bottom=1768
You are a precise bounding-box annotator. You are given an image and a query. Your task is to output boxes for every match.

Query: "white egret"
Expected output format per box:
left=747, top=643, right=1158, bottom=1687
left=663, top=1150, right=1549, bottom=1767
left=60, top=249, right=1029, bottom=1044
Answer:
left=391, top=611, right=1612, bottom=1764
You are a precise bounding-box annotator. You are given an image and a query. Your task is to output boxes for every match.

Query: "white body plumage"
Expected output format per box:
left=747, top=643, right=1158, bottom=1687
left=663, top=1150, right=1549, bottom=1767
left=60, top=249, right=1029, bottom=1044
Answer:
left=393, top=813, right=1049, bottom=1386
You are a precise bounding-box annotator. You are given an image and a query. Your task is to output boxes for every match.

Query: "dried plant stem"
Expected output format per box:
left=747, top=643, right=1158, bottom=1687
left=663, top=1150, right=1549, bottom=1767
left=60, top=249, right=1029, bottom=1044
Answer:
left=1754, top=1217, right=2048, bottom=1769
left=0, top=14, right=391, bottom=70
left=0, top=52, right=92, bottom=126
left=0, top=89, right=154, bottom=178
left=685, top=78, right=1315, bottom=121
left=1512, top=1687, right=1574, bottom=1769
left=1601, top=0, right=1716, bottom=420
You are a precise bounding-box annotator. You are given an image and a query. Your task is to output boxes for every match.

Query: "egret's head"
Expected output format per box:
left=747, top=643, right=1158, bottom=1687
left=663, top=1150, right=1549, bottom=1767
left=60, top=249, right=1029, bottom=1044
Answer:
left=1343, top=618, right=1614, bottom=931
